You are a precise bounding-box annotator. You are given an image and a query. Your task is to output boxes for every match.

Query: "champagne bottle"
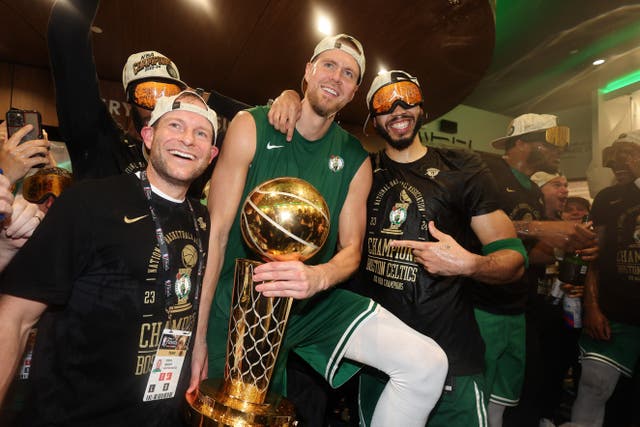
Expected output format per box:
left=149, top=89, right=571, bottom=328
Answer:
left=558, top=215, right=590, bottom=286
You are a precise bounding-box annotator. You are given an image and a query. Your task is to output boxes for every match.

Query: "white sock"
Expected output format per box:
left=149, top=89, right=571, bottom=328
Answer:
left=571, top=359, right=620, bottom=427
left=488, top=401, right=506, bottom=427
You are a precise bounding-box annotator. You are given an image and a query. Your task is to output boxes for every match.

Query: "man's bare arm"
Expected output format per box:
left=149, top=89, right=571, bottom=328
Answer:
left=468, top=209, right=525, bottom=283
left=582, top=226, right=610, bottom=340
left=391, top=209, right=524, bottom=284
left=513, top=220, right=596, bottom=253
left=0, top=294, right=46, bottom=403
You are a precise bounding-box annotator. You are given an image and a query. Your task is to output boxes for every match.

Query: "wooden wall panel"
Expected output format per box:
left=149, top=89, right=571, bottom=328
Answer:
left=0, top=61, right=128, bottom=130
left=0, top=63, right=11, bottom=116
left=11, top=65, right=57, bottom=125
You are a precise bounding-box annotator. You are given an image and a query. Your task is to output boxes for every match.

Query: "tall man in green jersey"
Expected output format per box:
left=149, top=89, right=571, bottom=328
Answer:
left=189, top=34, right=448, bottom=426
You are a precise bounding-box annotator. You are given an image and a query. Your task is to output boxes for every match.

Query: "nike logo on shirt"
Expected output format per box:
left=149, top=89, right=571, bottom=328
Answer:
left=124, top=214, right=149, bottom=224
left=266, top=142, right=284, bottom=150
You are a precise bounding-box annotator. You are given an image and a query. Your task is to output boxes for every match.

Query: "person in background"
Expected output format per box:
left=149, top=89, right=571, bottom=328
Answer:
left=350, top=69, right=526, bottom=427
left=562, top=197, right=591, bottom=223
left=531, top=172, right=569, bottom=220
left=474, top=114, right=597, bottom=427
left=522, top=173, right=590, bottom=427
left=570, top=130, right=640, bottom=427
left=0, top=174, right=19, bottom=271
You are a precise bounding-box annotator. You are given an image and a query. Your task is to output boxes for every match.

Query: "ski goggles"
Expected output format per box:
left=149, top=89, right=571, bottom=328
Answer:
left=369, top=80, right=423, bottom=116
left=22, top=167, right=73, bottom=204
left=130, top=81, right=184, bottom=110
left=520, top=126, right=570, bottom=150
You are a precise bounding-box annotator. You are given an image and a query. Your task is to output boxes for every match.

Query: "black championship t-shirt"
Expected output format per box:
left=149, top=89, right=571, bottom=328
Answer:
left=591, top=182, right=640, bottom=326
left=0, top=174, right=209, bottom=427
left=472, top=153, right=545, bottom=314
left=351, top=148, right=500, bottom=375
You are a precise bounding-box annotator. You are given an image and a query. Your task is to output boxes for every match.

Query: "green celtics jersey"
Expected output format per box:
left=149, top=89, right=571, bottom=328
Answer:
left=210, top=105, right=368, bottom=319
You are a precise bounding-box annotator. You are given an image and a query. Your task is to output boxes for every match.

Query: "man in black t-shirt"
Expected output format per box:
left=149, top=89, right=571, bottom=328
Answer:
left=0, top=90, right=218, bottom=426
left=350, top=70, right=527, bottom=427
left=475, top=114, right=597, bottom=427
left=571, top=130, right=640, bottom=427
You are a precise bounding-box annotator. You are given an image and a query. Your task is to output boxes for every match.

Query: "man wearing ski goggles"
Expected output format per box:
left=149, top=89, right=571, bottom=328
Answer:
left=354, top=70, right=527, bottom=427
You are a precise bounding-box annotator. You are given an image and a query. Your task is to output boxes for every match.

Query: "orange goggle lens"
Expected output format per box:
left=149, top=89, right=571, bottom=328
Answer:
left=370, top=81, right=423, bottom=116
left=132, top=81, right=183, bottom=110
left=545, top=126, right=570, bottom=149
left=22, top=167, right=73, bottom=204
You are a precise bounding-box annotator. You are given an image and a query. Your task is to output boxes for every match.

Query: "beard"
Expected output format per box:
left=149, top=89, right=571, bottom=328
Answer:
left=527, top=149, right=559, bottom=173
left=375, top=113, right=425, bottom=150
left=149, top=146, right=209, bottom=190
left=306, top=86, right=346, bottom=119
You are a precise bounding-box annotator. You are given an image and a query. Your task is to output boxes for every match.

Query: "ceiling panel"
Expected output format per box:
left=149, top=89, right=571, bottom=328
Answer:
left=2, top=0, right=640, bottom=125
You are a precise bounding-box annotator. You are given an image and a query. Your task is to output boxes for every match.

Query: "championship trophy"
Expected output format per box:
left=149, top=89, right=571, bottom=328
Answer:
left=187, top=177, right=330, bottom=426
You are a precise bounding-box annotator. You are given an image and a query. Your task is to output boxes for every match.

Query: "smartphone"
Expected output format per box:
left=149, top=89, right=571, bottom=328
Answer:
left=6, top=109, right=43, bottom=144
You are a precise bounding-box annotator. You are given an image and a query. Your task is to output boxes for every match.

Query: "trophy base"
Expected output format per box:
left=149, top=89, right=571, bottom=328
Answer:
left=186, top=378, right=297, bottom=426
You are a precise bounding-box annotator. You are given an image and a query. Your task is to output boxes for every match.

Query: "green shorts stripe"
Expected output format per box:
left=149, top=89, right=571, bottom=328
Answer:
left=474, top=308, right=525, bottom=407
left=325, top=300, right=379, bottom=384
left=358, top=371, right=487, bottom=427
left=474, top=381, right=488, bottom=427
left=579, top=321, right=640, bottom=377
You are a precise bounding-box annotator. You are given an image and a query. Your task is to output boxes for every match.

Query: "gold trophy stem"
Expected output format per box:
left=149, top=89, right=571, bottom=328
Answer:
left=187, top=259, right=296, bottom=426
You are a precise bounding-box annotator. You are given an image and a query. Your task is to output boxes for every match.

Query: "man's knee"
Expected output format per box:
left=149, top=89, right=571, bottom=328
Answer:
left=407, top=335, right=448, bottom=385
left=579, top=360, right=619, bottom=401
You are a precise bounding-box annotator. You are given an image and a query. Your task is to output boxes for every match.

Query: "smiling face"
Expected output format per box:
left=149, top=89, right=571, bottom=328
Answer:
left=303, top=49, right=359, bottom=118
left=141, top=97, right=217, bottom=195
left=562, top=198, right=590, bottom=222
left=610, top=141, right=640, bottom=183
left=372, top=104, right=424, bottom=150
left=540, top=175, right=568, bottom=218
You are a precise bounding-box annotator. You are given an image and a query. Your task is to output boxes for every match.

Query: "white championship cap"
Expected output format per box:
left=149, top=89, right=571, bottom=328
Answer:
left=122, top=50, right=186, bottom=93
left=492, top=113, right=561, bottom=149
left=148, top=91, right=218, bottom=144
left=308, top=33, right=365, bottom=84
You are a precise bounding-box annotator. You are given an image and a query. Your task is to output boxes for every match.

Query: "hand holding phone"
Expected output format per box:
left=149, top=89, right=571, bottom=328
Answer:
left=1, top=110, right=50, bottom=182
left=6, top=109, right=42, bottom=144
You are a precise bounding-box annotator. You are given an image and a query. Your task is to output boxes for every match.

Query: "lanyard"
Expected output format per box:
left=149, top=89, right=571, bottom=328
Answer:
left=139, top=171, right=204, bottom=317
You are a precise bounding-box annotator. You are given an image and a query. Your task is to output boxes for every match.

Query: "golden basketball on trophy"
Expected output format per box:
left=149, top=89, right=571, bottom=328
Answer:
left=187, top=177, right=329, bottom=427
left=241, top=177, right=330, bottom=262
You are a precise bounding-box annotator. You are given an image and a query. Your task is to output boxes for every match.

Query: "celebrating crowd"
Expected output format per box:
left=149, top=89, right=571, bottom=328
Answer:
left=0, top=1, right=637, bottom=427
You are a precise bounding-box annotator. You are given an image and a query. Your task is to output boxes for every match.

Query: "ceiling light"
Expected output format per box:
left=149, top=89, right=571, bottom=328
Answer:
left=592, top=59, right=605, bottom=66
left=316, top=14, right=333, bottom=35
left=378, top=68, right=388, bottom=75
left=601, top=69, right=640, bottom=94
